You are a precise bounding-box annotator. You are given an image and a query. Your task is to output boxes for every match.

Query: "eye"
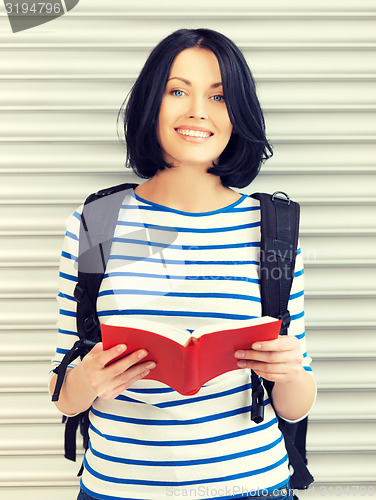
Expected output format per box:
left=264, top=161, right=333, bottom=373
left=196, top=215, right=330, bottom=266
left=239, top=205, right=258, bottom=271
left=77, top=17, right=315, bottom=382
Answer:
left=170, top=89, right=185, bottom=97
left=211, top=95, right=225, bottom=102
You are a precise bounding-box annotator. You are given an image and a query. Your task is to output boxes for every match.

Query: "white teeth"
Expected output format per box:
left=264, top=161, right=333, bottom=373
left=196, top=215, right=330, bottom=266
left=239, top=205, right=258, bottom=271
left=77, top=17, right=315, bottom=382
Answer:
left=177, top=129, right=211, bottom=138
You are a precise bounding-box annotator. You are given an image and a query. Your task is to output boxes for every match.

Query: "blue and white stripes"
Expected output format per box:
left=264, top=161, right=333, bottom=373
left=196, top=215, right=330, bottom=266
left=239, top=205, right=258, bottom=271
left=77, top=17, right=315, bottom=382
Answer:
left=51, top=188, right=311, bottom=499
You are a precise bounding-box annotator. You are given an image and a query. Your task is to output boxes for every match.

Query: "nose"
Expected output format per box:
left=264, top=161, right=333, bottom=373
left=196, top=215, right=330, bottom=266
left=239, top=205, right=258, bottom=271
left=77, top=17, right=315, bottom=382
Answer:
left=187, top=95, right=208, bottom=120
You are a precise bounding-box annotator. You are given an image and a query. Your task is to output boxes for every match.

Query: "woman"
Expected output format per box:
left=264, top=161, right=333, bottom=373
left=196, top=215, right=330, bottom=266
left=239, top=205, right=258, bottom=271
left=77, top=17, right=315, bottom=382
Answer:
left=50, top=28, right=316, bottom=500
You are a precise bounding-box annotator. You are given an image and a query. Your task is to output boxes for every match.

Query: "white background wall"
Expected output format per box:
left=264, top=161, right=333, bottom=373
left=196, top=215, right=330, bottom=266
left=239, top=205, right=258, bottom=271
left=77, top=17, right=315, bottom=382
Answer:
left=0, top=1, right=375, bottom=498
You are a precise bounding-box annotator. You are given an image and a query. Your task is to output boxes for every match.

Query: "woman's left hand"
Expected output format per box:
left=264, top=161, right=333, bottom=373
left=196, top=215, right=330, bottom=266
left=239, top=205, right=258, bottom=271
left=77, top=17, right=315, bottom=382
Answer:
left=234, top=336, right=304, bottom=384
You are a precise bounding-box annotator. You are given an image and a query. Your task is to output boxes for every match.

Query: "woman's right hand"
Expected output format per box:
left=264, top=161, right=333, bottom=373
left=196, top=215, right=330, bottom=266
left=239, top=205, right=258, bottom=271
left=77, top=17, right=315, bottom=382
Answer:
left=80, top=342, right=156, bottom=401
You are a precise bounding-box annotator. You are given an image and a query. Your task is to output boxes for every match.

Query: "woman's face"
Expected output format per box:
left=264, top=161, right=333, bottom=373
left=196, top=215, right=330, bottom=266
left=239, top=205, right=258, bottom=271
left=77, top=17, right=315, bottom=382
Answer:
left=157, top=48, right=233, bottom=171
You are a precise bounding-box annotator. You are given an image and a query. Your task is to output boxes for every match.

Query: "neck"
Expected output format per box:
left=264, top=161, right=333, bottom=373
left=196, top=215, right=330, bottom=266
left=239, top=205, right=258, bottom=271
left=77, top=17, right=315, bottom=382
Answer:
left=134, top=167, right=240, bottom=213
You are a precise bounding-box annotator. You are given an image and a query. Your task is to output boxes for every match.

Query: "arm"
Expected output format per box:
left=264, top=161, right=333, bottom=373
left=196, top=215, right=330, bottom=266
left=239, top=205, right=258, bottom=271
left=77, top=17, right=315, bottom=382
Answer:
left=270, top=355, right=316, bottom=421
left=235, top=246, right=316, bottom=421
left=235, top=336, right=316, bottom=421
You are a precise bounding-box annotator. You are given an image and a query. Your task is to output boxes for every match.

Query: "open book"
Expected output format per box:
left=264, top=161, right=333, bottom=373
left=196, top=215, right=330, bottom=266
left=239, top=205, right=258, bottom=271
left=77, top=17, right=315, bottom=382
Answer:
left=101, top=316, right=281, bottom=395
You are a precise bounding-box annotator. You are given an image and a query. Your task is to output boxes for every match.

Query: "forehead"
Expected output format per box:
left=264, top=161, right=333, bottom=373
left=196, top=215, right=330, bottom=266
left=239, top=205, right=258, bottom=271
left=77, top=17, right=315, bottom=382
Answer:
left=168, top=48, right=222, bottom=83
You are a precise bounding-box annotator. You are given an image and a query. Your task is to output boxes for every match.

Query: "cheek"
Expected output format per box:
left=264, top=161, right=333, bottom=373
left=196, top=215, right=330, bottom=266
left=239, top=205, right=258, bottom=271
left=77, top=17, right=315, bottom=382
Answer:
left=159, top=95, right=182, bottom=122
left=223, top=113, right=233, bottom=134
left=221, top=123, right=233, bottom=145
left=214, top=108, right=233, bottom=135
left=157, top=109, right=169, bottom=146
left=157, top=105, right=176, bottom=139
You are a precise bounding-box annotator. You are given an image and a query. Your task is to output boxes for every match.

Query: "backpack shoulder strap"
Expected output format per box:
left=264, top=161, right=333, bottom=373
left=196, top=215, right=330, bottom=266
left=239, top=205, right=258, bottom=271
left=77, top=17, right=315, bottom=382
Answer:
left=252, top=191, right=313, bottom=490
left=52, top=182, right=138, bottom=403
left=252, top=191, right=300, bottom=334
left=248, top=191, right=300, bottom=423
left=74, top=182, right=139, bottom=344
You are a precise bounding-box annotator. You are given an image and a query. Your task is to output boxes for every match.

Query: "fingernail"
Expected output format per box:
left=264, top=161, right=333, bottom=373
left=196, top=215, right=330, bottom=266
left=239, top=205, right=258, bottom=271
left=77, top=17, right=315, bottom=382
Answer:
left=237, top=361, right=247, bottom=368
left=253, top=343, right=262, bottom=350
left=117, top=344, right=126, bottom=352
left=138, top=350, right=148, bottom=359
left=235, top=350, right=245, bottom=358
left=146, top=362, right=156, bottom=369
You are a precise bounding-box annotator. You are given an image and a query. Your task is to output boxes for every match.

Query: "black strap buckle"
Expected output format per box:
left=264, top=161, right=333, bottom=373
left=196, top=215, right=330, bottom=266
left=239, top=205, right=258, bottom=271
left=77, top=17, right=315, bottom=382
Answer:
left=74, top=284, right=86, bottom=303
left=52, top=339, right=84, bottom=402
left=84, top=314, right=99, bottom=333
left=251, top=371, right=265, bottom=424
left=52, top=339, right=97, bottom=402
left=278, top=311, right=291, bottom=334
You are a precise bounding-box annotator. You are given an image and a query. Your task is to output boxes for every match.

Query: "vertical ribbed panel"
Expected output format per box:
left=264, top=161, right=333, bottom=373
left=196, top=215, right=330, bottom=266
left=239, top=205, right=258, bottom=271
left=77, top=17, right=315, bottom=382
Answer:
left=0, top=1, right=375, bottom=497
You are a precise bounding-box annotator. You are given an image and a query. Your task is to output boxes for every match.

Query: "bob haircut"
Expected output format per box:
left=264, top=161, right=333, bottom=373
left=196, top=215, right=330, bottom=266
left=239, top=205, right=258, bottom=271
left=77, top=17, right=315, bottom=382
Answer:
left=119, top=28, right=272, bottom=189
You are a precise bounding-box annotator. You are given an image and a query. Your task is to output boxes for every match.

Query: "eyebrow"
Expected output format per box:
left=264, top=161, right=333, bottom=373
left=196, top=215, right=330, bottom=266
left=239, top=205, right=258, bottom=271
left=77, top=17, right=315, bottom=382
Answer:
left=167, top=77, right=223, bottom=88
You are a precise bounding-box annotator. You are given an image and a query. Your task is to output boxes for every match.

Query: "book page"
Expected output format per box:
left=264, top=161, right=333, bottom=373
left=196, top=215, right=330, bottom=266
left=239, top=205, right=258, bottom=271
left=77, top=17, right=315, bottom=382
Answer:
left=191, top=316, right=278, bottom=338
left=102, top=316, right=191, bottom=345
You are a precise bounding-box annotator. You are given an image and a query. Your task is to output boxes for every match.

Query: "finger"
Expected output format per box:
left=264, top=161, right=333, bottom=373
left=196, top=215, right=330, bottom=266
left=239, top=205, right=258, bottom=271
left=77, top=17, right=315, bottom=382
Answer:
left=236, top=349, right=302, bottom=364
left=94, top=343, right=132, bottom=368
left=84, top=342, right=126, bottom=367
left=251, top=336, right=300, bottom=352
left=100, top=362, right=156, bottom=400
left=239, top=359, right=303, bottom=383
left=82, top=347, right=154, bottom=397
left=234, top=339, right=292, bottom=359
left=240, top=360, right=290, bottom=373
left=235, top=348, right=286, bottom=362
left=105, top=349, right=151, bottom=378
left=237, top=358, right=289, bottom=371
left=116, top=365, right=154, bottom=392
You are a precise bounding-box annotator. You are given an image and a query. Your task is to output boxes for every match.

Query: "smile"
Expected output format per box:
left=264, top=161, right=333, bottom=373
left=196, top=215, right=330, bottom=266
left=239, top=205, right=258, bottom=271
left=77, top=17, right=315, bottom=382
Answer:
left=175, top=128, right=212, bottom=138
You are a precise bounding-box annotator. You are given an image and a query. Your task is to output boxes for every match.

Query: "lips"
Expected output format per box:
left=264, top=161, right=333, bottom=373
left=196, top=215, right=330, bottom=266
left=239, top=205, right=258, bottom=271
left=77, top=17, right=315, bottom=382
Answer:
left=175, top=127, right=213, bottom=142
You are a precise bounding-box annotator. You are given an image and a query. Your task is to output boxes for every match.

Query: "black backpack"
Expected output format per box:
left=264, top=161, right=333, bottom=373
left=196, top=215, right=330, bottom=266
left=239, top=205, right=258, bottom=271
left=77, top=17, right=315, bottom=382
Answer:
left=52, top=183, right=313, bottom=489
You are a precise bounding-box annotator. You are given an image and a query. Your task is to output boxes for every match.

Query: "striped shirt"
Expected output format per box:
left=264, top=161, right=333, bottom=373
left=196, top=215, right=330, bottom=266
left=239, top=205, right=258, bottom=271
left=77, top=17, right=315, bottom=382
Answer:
left=51, top=188, right=312, bottom=500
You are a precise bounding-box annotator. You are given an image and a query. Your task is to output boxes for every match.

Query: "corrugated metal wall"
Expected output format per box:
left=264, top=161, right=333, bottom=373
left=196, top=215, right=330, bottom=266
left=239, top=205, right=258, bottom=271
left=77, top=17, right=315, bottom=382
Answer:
left=0, top=1, right=375, bottom=498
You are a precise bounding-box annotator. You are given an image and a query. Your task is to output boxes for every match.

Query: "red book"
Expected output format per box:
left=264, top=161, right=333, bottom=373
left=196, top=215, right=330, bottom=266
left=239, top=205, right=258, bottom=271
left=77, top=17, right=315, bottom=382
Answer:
left=101, top=316, right=281, bottom=396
